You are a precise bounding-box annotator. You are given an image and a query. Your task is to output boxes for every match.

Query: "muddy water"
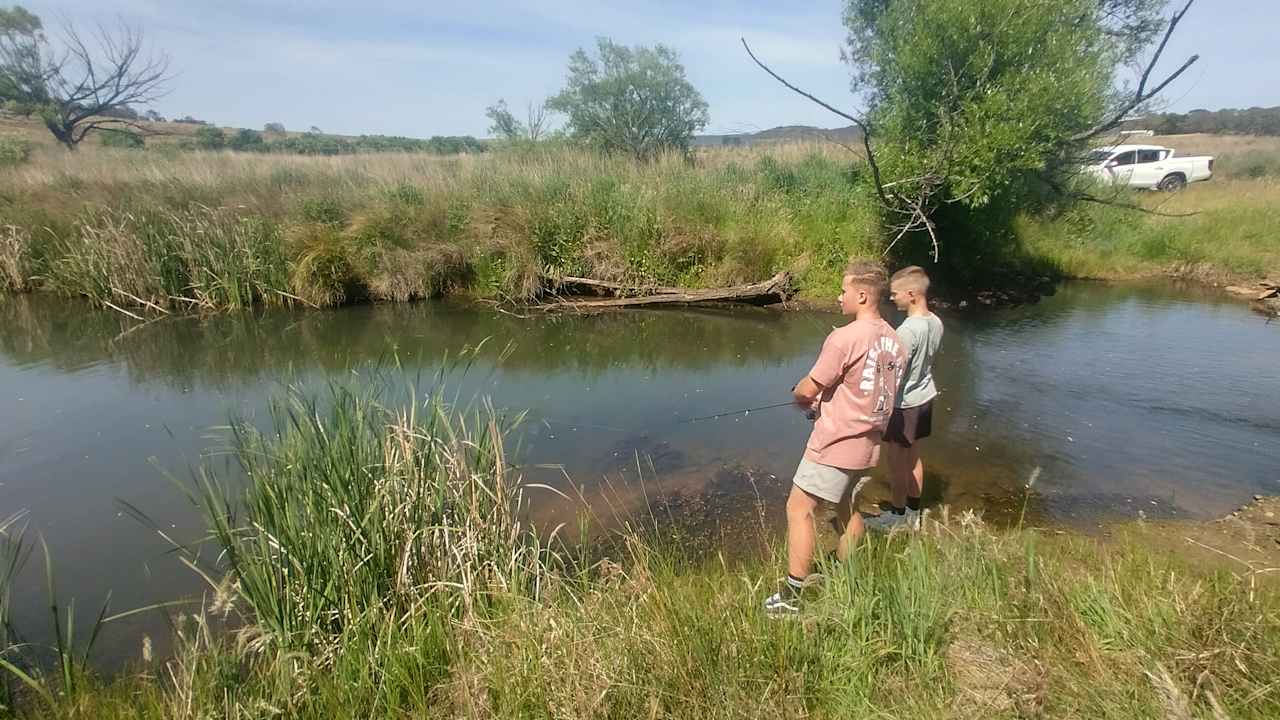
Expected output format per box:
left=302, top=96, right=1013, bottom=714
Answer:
left=1, top=282, right=1278, bottom=663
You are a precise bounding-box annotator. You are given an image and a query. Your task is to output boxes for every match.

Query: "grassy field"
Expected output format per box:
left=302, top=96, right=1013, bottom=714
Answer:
left=0, top=134, right=880, bottom=310
left=1, top=122, right=1277, bottom=314
left=1020, top=134, right=1280, bottom=284
left=1, top=380, right=1276, bottom=719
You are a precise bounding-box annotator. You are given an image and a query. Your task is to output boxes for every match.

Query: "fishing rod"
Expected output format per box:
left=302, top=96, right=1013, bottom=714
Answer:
left=529, top=398, right=806, bottom=437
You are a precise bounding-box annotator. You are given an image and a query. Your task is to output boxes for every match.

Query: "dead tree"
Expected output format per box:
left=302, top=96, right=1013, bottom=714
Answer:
left=18, top=20, right=171, bottom=150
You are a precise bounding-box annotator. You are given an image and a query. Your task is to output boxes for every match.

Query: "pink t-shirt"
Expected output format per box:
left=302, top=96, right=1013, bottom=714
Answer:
left=802, top=318, right=905, bottom=470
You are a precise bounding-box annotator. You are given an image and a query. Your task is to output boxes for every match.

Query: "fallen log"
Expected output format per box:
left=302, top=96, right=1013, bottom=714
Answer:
left=555, top=276, right=686, bottom=297
left=542, top=271, right=793, bottom=311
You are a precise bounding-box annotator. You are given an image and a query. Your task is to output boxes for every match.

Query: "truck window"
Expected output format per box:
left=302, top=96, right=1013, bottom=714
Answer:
left=1136, top=149, right=1162, bottom=163
left=1110, top=151, right=1136, bottom=166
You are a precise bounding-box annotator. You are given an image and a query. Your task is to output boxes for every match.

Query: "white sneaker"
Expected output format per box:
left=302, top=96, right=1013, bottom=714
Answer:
left=864, top=508, right=921, bottom=532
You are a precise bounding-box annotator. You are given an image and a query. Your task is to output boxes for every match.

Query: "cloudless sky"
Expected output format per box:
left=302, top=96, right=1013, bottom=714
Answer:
left=19, top=0, right=1280, bottom=138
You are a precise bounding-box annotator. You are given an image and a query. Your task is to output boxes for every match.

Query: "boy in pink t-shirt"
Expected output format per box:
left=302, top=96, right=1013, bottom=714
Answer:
left=763, top=260, right=904, bottom=615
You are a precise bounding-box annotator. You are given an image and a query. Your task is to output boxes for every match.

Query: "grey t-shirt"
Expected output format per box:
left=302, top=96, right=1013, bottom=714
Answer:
left=896, top=313, right=943, bottom=409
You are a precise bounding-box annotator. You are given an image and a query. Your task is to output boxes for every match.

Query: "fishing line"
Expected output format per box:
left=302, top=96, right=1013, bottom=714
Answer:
left=670, top=400, right=799, bottom=425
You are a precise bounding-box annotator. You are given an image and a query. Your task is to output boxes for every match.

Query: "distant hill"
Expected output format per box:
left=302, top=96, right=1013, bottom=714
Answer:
left=693, top=124, right=863, bottom=147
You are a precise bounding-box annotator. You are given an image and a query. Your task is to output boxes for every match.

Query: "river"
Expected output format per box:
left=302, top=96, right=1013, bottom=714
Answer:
left=2, top=281, right=1278, bottom=665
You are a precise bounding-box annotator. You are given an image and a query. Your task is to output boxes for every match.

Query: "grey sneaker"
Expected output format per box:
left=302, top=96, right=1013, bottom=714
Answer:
left=762, top=574, right=822, bottom=616
left=762, top=590, right=801, bottom=616
left=864, top=508, right=921, bottom=532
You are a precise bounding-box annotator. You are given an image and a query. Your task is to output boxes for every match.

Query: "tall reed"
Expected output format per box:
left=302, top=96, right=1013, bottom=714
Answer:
left=0, top=512, right=30, bottom=712
left=188, top=379, right=555, bottom=662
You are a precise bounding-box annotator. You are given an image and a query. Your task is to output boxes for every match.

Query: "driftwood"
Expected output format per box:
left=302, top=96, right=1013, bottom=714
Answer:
left=1225, top=280, right=1279, bottom=301
left=541, top=271, right=793, bottom=311
left=556, top=276, right=687, bottom=297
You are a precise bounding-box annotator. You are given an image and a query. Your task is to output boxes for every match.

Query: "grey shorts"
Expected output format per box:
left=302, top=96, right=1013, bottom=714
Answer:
left=792, top=458, right=867, bottom=504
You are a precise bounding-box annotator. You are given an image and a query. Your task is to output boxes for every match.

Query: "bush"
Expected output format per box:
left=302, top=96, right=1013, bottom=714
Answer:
left=228, top=128, right=265, bottom=152
left=98, top=130, right=145, bottom=149
left=193, top=126, right=225, bottom=150
left=0, top=135, right=32, bottom=167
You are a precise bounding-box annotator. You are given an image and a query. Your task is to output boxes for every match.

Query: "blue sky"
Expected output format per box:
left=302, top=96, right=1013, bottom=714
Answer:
left=19, top=0, right=1280, bottom=138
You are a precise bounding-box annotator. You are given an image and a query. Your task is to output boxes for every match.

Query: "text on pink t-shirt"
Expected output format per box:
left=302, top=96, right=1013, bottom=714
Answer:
left=802, top=318, right=905, bottom=470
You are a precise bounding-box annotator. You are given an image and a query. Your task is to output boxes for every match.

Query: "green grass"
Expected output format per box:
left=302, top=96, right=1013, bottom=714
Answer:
left=2, top=381, right=1277, bottom=718
left=0, top=136, right=31, bottom=169
left=0, top=145, right=882, bottom=312
left=1, top=138, right=1277, bottom=314
left=1018, top=175, right=1280, bottom=282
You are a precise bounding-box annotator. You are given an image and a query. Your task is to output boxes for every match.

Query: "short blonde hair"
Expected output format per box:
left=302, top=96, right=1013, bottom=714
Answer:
left=890, top=265, right=931, bottom=294
left=843, top=259, right=887, bottom=299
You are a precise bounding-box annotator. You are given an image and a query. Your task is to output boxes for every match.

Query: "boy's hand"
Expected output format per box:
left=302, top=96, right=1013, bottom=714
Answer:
left=791, top=376, right=824, bottom=407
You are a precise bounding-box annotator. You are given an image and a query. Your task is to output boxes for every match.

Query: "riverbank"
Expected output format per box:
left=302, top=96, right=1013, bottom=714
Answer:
left=2, top=384, right=1276, bottom=719
left=1, top=134, right=1276, bottom=314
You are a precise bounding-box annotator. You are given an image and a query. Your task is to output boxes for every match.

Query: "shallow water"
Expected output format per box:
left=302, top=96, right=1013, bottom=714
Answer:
left=2, top=282, right=1278, bottom=664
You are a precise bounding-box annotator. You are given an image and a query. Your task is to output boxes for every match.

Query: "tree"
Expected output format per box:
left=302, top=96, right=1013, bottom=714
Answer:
left=746, top=0, right=1199, bottom=262
left=547, top=37, right=709, bottom=160
left=0, top=5, right=49, bottom=116
left=143, top=108, right=164, bottom=122
left=486, top=98, right=549, bottom=141
left=263, top=121, right=285, bottom=133
left=485, top=99, right=524, bottom=140
left=0, top=7, right=172, bottom=149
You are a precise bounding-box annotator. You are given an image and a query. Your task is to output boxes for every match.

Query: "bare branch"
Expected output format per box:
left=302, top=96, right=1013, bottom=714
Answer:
left=740, top=37, right=892, bottom=209
left=17, top=17, right=173, bottom=149
left=1038, top=172, right=1199, bottom=218
left=1071, top=0, right=1199, bottom=142
left=1074, top=192, right=1199, bottom=217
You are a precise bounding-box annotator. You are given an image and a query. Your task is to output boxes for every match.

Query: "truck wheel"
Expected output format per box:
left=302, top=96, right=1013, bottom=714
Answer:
left=1158, top=174, right=1186, bottom=192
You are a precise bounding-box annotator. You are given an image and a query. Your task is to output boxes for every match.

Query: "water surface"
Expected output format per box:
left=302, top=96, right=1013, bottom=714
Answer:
left=2, top=282, right=1278, bottom=663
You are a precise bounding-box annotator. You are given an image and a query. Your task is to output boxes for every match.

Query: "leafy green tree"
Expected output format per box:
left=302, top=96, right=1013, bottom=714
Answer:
left=0, top=5, right=48, bottom=116
left=548, top=37, right=709, bottom=160
left=263, top=122, right=285, bottom=134
left=486, top=98, right=550, bottom=142
left=485, top=99, right=524, bottom=140
left=828, top=0, right=1199, bottom=259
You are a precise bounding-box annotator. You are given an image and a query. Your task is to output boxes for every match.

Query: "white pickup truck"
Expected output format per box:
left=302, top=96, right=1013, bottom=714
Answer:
left=1084, top=144, right=1214, bottom=191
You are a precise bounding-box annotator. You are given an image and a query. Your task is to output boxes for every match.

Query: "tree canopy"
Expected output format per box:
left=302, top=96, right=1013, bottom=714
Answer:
left=548, top=37, right=708, bottom=160
left=826, top=0, right=1198, bottom=264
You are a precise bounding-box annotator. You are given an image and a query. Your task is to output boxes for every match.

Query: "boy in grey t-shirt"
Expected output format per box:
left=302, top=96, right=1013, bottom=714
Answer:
left=866, top=266, right=943, bottom=530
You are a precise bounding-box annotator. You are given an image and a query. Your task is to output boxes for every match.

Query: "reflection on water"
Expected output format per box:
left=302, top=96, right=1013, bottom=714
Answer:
left=1, top=282, right=1278, bottom=663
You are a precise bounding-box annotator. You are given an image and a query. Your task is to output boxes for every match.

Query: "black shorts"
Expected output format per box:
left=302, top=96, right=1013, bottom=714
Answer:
left=885, top=400, right=933, bottom=447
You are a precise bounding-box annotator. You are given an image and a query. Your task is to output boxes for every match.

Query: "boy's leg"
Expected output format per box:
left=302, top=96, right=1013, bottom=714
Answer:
left=867, top=441, right=916, bottom=530
left=886, top=441, right=911, bottom=510
left=907, top=443, right=924, bottom=500
left=834, top=486, right=866, bottom=561
left=785, top=483, right=822, bottom=579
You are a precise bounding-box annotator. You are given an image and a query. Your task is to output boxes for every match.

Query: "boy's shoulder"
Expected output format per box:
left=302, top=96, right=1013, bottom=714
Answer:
left=829, top=318, right=893, bottom=345
left=900, top=312, right=943, bottom=333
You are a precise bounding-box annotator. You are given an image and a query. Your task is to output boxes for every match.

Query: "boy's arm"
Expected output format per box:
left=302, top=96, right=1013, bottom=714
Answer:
left=895, top=323, right=917, bottom=388
left=794, top=333, right=852, bottom=407
left=792, top=375, right=825, bottom=407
